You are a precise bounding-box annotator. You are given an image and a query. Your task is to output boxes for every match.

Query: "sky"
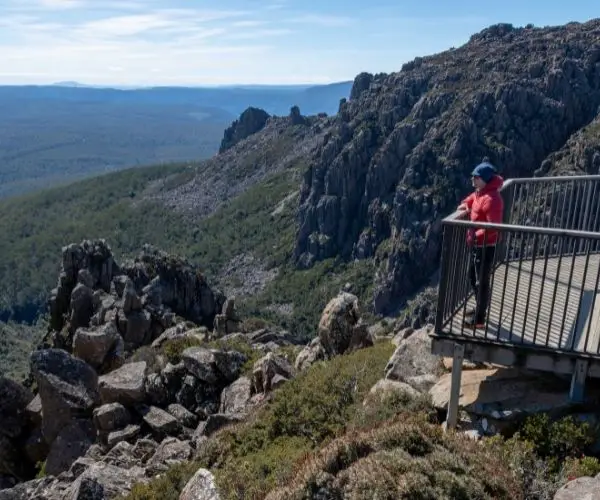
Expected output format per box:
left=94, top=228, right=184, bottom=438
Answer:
left=0, top=0, right=598, bottom=87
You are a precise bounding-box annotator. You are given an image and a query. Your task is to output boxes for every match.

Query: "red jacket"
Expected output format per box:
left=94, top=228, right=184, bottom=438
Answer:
left=461, top=175, right=504, bottom=246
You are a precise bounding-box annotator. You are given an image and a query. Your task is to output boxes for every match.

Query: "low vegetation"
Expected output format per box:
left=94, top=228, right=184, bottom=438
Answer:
left=122, top=339, right=600, bottom=500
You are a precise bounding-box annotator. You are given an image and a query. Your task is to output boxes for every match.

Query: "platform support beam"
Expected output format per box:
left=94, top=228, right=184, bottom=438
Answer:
left=446, top=343, right=465, bottom=429
left=570, top=359, right=588, bottom=403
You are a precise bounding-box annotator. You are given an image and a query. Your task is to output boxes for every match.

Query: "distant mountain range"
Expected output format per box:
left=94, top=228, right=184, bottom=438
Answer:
left=0, top=81, right=352, bottom=198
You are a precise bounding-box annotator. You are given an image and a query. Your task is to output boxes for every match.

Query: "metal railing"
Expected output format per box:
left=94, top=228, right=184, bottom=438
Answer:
left=435, top=175, right=600, bottom=357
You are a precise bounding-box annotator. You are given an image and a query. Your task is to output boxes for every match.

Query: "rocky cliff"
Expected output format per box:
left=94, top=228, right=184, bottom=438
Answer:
left=294, top=20, right=600, bottom=315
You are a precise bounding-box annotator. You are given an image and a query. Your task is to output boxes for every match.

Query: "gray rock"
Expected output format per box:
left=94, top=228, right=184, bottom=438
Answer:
left=553, top=475, right=600, bottom=500
left=30, top=348, right=100, bottom=444
left=167, top=404, right=198, bottom=428
left=145, top=373, right=169, bottom=406
left=45, top=419, right=95, bottom=476
left=122, top=278, right=142, bottom=314
left=0, top=376, right=34, bottom=438
left=70, top=284, right=94, bottom=334
left=25, top=394, right=43, bottom=426
left=0, top=435, right=26, bottom=479
left=140, top=406, right=180, bottom=436
left=24, top=428, right=49, bottom=465
left=107, top=425, right=141, bottom=448
left=180, top=468, right=220, bottom=500
left=98, top=362, right=147, bottom=406
left=67, top=463, right=148, bottom=500
left=122, top=309, right=152, bottom=349
left=295, top=337, right=326, bottom=371
left=212, top=349, right=247, bottom=382
left=317, top=292, right=372, bottom=356
left=220, top=376, right=253, bottom=414
left=384, top=325, right=444, bottom=386
left=146, top=437, right=192, bottom=475
left=72, top=322, right=121, bottom=369
left=252, top=353, right=295, bottom=394
left=92, top=403, right=130, bottom=432
left=182, top=347, right=220, bottom=384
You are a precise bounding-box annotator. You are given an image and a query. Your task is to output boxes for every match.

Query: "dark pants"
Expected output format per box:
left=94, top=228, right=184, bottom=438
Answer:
left=469, top=245, right=496, bottom=322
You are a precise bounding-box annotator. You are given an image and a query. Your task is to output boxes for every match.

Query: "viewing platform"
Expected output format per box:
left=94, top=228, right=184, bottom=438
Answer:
left=431, top=175, right=600, bottom=428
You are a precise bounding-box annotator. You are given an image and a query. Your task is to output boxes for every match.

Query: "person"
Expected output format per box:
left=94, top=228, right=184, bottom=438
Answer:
left=457, top=160, right=504, bottom=328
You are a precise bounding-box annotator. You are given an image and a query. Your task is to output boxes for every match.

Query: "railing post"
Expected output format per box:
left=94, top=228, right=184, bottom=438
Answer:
left=435, top=223, right=452, bottom=334
left=446, top=342, right=465, bottom=430
left=570, top=359, right=588, bottom=403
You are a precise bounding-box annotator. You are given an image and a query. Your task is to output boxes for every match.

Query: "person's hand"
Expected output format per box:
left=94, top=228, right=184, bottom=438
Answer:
left=457, top=204, right=469, bottom=212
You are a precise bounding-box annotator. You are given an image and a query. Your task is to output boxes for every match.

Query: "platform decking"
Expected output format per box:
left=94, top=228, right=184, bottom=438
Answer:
left=442, top=254, right=600, bottom=355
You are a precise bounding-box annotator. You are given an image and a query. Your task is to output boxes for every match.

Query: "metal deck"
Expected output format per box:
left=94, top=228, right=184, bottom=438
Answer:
left=444, top=254, right=600, bottom=355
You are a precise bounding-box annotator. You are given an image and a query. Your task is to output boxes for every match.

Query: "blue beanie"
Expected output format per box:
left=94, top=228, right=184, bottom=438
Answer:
left=471, top=162, right=496, bottom=183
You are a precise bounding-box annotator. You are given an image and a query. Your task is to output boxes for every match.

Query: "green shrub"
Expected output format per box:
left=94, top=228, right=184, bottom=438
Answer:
left=126, top=461, right=200, bottom=500
left=193, top=341, right=396, bottom=498
left=518, top=414, right=597, bottom=469
left=127, top=345, right=164, bottom=373
left=160, top=337, right=203, bottom=364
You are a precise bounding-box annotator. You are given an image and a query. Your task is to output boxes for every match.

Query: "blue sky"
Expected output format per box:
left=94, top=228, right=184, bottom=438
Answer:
left=0, top=0, right=597, bottom=86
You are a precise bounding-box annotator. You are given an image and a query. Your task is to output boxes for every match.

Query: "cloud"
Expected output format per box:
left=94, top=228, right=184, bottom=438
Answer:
left=37, top=0, right=82, bottom=9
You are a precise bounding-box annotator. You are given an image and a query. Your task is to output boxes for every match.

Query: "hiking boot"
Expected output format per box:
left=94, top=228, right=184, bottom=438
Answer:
left=463, top=316, right=486, bottom=329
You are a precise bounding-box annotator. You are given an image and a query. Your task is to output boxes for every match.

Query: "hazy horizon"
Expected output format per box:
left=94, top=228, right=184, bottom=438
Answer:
left=1, top=0, right=598, bottom=86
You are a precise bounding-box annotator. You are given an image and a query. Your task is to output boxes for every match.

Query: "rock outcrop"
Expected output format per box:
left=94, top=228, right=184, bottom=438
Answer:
left=45, top=240, right=224, bottom=366
left=0, top=240, right=306, bottom=498
left=295, top=292, right=373, bottom=370
left=219, top=107, right=271, bottom=153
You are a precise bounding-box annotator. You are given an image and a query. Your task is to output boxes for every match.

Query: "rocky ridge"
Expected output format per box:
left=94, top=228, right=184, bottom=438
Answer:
left=294, top=20, right=600, bottom=315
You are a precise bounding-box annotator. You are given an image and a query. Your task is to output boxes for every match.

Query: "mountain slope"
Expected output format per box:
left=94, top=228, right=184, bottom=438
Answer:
left=2, top=20, right=600, bottom=376
left=0, top=83, right=350, bottom=198
left=294, top=20, right=600, bottom=314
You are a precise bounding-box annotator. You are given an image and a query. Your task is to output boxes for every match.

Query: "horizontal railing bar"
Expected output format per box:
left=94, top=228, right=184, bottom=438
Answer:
left=443, top=219, right=600, bottom=240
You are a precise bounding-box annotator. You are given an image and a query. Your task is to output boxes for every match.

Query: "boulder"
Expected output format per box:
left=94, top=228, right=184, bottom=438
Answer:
left=317, top=292, right=373, bottom=356
left=121, top=310, right=152, bottom=349
left=107, top=425, right=141, bottom=448
left=67, top=462, right=147, bottom=500
left=180, top=468, right=220, bottom=500
left=554, top=475, right=600, bottom=500
left=220, top=376, right=253, bottom=414
left=25, top=394, right=43, bottom=426
left=145, top=373, right=169, bottom=406
left=384, top=325, right=444, bottom=390
left=367, top=379, right=420, bottom=403
left=429, top=368, right=574, bottom=421
left=167, top=404, right=198, bottom=428
left=122, top=278, right=143, bottom=314
left=0, top=376, right=34, bottom=438
left=98, top=362, right=147, bottom=406
left=139, top=406, right=180, bottom=436
left=181, top=347, right=220, bottom=384
left=146, top=437, right=191, bottom=475
left=24, top=428, right=49, bottom=465
left=72, top=322, right=122, bottom=369
left=252, top=353, right=295, bottom=394
left=212, top=349, right=247, bottom=383
left=295, top=337, right=326, bottom=371
left=92, top=403, right=131, bottom=432
left=45, top=419, right=96, bottom=476
left=69, top=284, right=94, bottom=334
left=30, top=349, right=100, bottom=444
left=0, top=435, right=27, bottom=479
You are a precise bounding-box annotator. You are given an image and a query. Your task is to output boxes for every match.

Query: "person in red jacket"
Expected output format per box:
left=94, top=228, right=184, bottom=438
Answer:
left=457, top=161, right=504, bottom=328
